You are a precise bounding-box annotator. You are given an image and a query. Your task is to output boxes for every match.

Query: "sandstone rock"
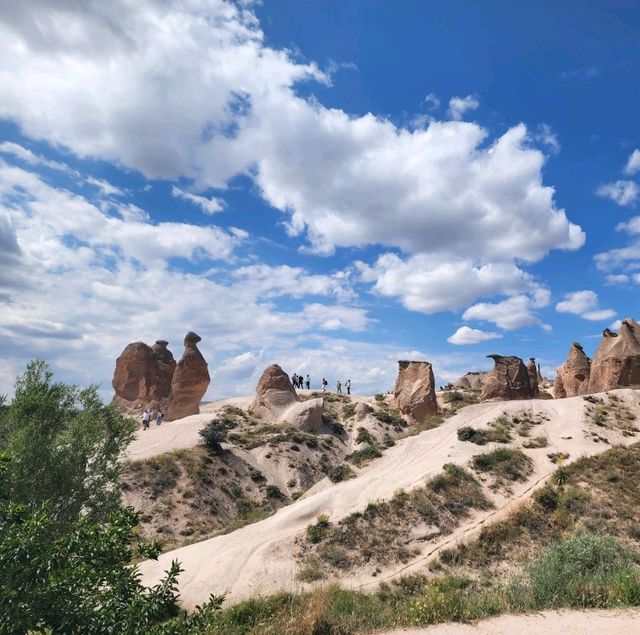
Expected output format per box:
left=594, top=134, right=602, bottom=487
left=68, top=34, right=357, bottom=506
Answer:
left=588, top=319, right=640, bottom=393
left=453, top=371, right=489, bottom=391
left=554, top=343, right=591, bottom=398
left=250, top=364, right=323, bottom=431
left=527, top=358, right=539, bottom=396
left=393, top=360, right=437, bottom=423
left=152, top=340, right=176, bottom=400
left=166, top=332, right=210, bottom=421
left=480, top=355, right=534, bottom=401
left=354, top=402, right=373, bottom=421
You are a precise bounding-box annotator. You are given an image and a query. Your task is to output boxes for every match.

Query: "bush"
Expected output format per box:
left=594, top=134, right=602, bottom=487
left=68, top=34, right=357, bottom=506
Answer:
left=327, top=463, right=356, bottom=483
left=471, top=449, right=533, bottom=485
left=347, top=445, right=382, bottom=467
left=199, top=422, right=227, bottom=453
left=307, top=514, right=331, bottom=543
left=522, top=533, right=640, bottom=608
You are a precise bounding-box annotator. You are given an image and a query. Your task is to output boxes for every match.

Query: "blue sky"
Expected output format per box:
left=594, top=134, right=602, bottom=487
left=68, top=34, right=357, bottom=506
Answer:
left=0, top=0, right=639, bottom=399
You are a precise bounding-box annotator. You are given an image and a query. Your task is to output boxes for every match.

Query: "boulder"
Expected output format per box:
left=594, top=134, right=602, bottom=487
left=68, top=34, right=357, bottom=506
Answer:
left=554, top=342, right=591, bottom=398
left=480, top=355, right=535, bottom=401
left=588, top=319, right=640, bottom=393
left=527, top=358, right=539, bottom=396
left=393, top=360, right=438, bottom=423
left=354, top=402, right=373, bottom=421
left=453, top=371, right=489, bottom=391
left=250, top=364, right=323, bottom=431
left=166, top=332, right=210, bottom=421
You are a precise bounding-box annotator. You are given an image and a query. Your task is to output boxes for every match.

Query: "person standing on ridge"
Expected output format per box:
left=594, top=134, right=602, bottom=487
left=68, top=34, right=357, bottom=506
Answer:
left=305, top=374, right=310, bottom=389
left=322, top=377, right=328, bottom=391
left=156, top=410, right=164, bottom=426
left=142, top=408, right=150, bottom=430
left=336, top=380, right=342, bottom=394
left=346, top=379, right=351, bottom=395
left=292, top=373, right=298, bottom=389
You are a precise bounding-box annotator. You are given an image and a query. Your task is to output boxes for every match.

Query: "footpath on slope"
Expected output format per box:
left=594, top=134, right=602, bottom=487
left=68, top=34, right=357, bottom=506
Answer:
left=379, top=608, right=640, bottom=635
left=138, top=389, right=640, bottom=608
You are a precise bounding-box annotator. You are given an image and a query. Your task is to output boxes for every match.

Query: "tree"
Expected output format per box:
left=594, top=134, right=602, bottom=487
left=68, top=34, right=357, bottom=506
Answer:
left=0, top=360, right=136, bottom=525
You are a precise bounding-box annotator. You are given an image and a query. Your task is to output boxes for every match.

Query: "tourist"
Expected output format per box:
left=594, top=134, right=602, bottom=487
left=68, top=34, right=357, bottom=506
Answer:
left=292, top=373, right=298, bottom=389
left=346, top=379, right=351, bottom=395
left=305, top=374, right=310, bottom=389
left=322, top=377, right=328, bottom=391
left=336, top=380, right=342, bottom=394
left=156, top=410, right=164, bottom=426
left=142, top=408, right=150, bottom=430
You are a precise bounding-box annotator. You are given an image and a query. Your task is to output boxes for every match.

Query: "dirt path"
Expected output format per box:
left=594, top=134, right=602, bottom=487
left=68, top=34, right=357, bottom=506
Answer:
left=138, top=390, right=640, bottom=608
left=378, top=608, right=640, bottom=634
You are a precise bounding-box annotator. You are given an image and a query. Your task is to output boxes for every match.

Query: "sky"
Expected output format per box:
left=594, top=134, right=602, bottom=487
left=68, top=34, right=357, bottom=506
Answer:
left=0, top=0, right=639, bottom=400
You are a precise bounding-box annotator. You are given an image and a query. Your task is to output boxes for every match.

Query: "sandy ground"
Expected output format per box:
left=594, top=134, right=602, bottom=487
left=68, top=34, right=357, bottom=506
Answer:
left=137, top=389, right=640, bottom=608
left=379, top=608, right=640, bottom=634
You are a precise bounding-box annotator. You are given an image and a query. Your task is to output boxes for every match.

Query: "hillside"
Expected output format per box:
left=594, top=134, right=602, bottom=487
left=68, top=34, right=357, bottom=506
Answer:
left=136, top=388, right=640, bottom=608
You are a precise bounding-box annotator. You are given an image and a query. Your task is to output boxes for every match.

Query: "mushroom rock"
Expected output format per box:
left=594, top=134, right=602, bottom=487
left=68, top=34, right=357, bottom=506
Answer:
left=480, top=355, right=534, bottom=401
left=527, top=358, right=539, bottom=396
left=554, top=342, right=591, bottom=398
left=166, top=332, right=210, bottom=421
left=393, top=360, right=438, bottom=423
left=588, top=319, right=640, bottom=393
left=537, top=363, right=545, bottom=385
left=250, top=364, right=323, bottom=432
left=453, top=371, right=489, bottom=391
left=112, top=341, right=172, bottom=412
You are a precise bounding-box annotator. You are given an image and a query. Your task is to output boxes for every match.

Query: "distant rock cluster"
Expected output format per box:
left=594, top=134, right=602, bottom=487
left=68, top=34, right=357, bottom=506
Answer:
left=112, top=331, right=210, bottom=421
left=555, top=318, right=640, bottom=397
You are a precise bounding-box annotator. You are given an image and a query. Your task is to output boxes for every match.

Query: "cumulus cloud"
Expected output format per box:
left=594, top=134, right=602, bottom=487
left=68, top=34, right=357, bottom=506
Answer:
left=596, top=180, right=639, bottom=206
left=0, top=0, right=584, bottom=316
left=604, top=273, right=629, bottom=285
left=447, top=326, right=502, bottom=345
left=171, top=185, right=224, bottom=215
left=555, top=290, right=615, bottom=321
left=594, top=216, right=640, bottom=273
left=462, top=294, right=549, bottom=330
left=624, top=149, right=640, bottom=176
left=447, top=95, right=479, bottom=120
left=423, top=92, right=440, bottom=109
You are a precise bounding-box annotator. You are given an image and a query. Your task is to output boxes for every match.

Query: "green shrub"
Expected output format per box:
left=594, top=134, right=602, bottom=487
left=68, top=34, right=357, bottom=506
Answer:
left=199, top=422, right=227, bottom=453
left=307, top=514, right=331, bottom=543
left=471, top=448, right=533, bottom=484
left=327, top=463, right=356, bottom=482
left=347, top=444, right=382, bottom=466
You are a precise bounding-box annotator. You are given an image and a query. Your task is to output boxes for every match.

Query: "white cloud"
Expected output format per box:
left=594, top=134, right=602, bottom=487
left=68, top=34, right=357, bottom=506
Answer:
left=447, top=95, right=479, bottom=120
left=535, top=124, right=560, bottom=153
left=594, top=216, right=640, bottom=273
left=0, top=140, right=76, bottom=175
left=555, top=290, right=615, bottom=321
left=423, top=92, right=440, bottom=109
left=86, top=176, right=125, bottom=197
left=596, top=180, right=639, bottom=206
left=171, top=185, right=224, bottom=215
left=462, top=295, right=547, bottom=330
left=447, top=326, right=502, bottom=345
left=610, top=319, right=623, bottom=330
left=624, top=149, right=640, bottom=175
left=0, top=0, right=585, bottom=322
left=604, top=273, right=629, bottom=285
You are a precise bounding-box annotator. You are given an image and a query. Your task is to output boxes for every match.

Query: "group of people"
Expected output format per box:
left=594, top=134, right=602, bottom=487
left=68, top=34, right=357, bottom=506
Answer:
left=318, top=377, right=352, bottom=394
left=141, top=408, right=164, bottom=430
left=291, top=373, right=311, bottom=389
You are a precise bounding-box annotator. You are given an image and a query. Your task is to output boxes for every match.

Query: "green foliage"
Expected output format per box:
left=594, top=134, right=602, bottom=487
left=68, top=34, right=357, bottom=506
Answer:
left=199, top=421, right=228, bottom=453
left=0, top=360, right=135, bottom=525
left=307, top=514, right=331, bottom=544
left=326, top=463, right=356, bottom=482
left=346, top=444, right=382, bottom=466
left=471, top=448, right=533, bottom=486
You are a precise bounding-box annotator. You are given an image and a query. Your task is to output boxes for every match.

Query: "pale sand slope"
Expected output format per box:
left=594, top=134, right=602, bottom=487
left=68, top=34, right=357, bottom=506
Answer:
left=124, top=391, right=370, bottom=463
left=380, top=608, right=640, bottom=634
left=138, top=389, right=640, bottom=608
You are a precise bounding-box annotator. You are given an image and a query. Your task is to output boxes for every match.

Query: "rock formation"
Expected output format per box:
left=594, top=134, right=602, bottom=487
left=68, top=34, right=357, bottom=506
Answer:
left=453, top=371, right=489, bottom=391
left=480, top=355, right=535, bottom=401
left=588, top=319, right=640, bottom=393
left=112, top=332, right=209, bottom=421
left=527, top=358, right=539, bottom=396
left=393, top=360, right=438, bottom=423
left=166, top=332, right=210, bottom=421
left=250, top=364, right=323, bottom=432
left=554, top=343, right=591, bottom=398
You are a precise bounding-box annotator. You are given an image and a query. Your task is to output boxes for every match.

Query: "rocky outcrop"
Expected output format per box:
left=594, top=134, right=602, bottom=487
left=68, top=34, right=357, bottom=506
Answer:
left=112, top=332, right=209, bottom=421
left=165, top=332, right=210, bottom=421
left=453, top=371, right=489, bottom=391
left=354, top=402, right=372, bottom=421
left=554, top=343, right=591, bottom=398
left=250, top=364, right=323, bottom=432
left=480, top=355, right=535, bottom=401
left=393, top=360, right=438, bottom=423
left=588, top=319, right=640, bottom=393
left=527, top=358, right=539, bottom=396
